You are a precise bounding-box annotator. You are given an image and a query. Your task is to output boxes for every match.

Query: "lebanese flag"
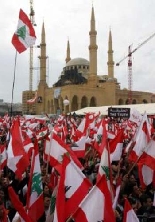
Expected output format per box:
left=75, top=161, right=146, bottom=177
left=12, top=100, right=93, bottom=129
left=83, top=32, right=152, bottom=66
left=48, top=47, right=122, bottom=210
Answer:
left=7, top=119, right=29, bottom=180
left=46, top=132, right=83, bottom=170
left=12, top=9, right=36, bottom=53
left=123, top=198, right=139, bottom=222
left=27, top=142, right=44, bottom=222
left=0, top=144, right=7, bottom=170
left=63, top=155, right=92, bottom=220
left=138, top=139, right=155, bottom=170
left=138, top=164, right=154, bottom=189
left=23, top=135, right=34, bottom=159
left=94, top=119, right=107, bottom=155
left=71, top=135, right=86, bottom=158
left=27, top=91, right=37, bottom=104
left=109, top=129, right=124, bottom=162
left=73, top=175, right=115, bottom=222
left=75, top=113, right=93, bottom=139
left=8, top=187, right=31, bottom=222
left=96, top=128, right=113, bottom=197
left=129, top=112, right=151, bottom=162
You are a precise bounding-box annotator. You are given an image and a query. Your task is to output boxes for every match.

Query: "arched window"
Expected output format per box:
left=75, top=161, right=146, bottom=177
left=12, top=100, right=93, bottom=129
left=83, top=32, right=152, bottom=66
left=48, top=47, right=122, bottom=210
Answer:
left=132, top=99, right=136, bottom=104
left=81, top=96, right=88, bottom=108
left=143, top=99, right=147, bottom=104
left=90, top=97, right=96, bottom=106
left=71, top=95, right=78, bottom=111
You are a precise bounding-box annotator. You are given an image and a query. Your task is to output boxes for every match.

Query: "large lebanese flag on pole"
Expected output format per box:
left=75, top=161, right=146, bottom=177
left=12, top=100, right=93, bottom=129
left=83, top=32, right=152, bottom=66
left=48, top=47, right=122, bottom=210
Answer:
left=27, top=141, right=44, bottom=222
left=73, top=175, right=115, bottom=222
left=12, top=9, right=36, bottom=53
left=7, top=119, right=29, bottom=180
left=123, top=198, right=139, bottom=222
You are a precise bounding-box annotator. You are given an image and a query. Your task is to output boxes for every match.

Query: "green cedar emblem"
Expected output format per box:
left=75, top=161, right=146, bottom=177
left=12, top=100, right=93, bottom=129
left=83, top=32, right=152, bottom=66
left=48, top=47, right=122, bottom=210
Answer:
left=50, top=195, right=56, bottom=214
left=97, top=134, right=102, bottom=144
left=31, top=172, right=42, bottom=196
left=17, top=25, right=26, bottom=40
left=101, top=166, right=109, bottom=180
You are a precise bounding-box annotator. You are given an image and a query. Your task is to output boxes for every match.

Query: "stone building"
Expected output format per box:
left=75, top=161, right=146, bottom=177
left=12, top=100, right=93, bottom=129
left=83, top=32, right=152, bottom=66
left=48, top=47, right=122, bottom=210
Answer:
left=22, top=6, right=155, bottom=115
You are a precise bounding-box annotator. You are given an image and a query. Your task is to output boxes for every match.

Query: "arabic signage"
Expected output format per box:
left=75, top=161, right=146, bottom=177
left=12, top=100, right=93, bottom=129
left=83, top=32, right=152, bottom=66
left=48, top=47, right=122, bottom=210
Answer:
left=108, top=107, right=130, bottom=118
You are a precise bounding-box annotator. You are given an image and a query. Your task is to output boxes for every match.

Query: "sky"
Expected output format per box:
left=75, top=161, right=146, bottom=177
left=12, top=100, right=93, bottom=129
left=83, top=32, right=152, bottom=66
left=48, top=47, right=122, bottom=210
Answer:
left=1, top=0, right=155, bottom=103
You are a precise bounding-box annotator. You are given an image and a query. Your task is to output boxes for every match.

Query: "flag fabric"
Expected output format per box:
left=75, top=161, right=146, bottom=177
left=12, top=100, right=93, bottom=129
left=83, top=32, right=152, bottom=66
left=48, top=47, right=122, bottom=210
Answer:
left=71, top=135, right=86, bottom=158
left=8, top=186, right=31, bottom=222
left=138, top=139, right=155, bottom=170
left=96, top=127, right=113, bottom=198
left=27, top=142, right=44, bottom=222
left=46, top=132, right=83, bottom=170
left=123, top=198, right=139, bottom=222
left=73, top=175, right=115, bottom=222
left=7, top=119, right=29, bottom=180
left=27, top=91, right=38, bottom=104
left=128, top=112, right=151, bottom=162
left=109, top=129, right=124, bottom=162
left=94, top=119, right=106, bottom=155
left=0, top=144, right=7, bottom=170
left=12, top=9, right=36, bottom=53
left=46, top=185, right=58, bottom=222
left=63, top=155, right=92, bottom=220
left=138, top=164, right=154, bottom=189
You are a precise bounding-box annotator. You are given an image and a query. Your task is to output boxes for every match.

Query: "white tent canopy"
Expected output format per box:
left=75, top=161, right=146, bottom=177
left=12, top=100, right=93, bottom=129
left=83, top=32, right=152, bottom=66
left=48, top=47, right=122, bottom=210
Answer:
left=71, top=103, right=155, bottom=116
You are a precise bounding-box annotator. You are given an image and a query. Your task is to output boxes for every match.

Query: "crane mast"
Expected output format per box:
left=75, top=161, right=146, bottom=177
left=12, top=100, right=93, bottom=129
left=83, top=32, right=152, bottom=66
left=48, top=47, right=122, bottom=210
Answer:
left=116, top=32, right=155, bottom=104
left=29, top=0, right=36, bottom=91
left=128, top=45, right=132, bottom=104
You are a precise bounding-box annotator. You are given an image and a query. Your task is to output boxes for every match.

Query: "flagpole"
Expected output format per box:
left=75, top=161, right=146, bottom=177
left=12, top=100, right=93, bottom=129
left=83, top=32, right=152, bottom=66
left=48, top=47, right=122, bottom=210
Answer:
left=10, top=50, right=18, bottom=121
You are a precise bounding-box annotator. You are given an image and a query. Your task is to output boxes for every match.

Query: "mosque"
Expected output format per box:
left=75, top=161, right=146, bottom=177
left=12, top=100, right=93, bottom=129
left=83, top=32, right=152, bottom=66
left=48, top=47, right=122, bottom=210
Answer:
left=22, top=6, right=155, bottom=115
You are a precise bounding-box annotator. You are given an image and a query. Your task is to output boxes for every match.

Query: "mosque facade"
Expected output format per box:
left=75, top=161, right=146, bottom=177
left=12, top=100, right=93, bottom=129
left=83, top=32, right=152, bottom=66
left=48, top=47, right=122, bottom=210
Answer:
left=22, top=7, right=154, bottom=115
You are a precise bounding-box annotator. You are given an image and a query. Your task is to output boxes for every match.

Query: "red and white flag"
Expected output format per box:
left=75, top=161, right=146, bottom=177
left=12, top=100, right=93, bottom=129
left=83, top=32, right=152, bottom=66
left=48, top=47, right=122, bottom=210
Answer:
left=129, top=112, right=151, bottom=162
left=0, top=144, right=7, bottom=170
left=7, top=119, right=29, bottom=180
left=71, top=135, right=86, bottom=158
left=109, top=129, right=124, bottom=162
left=63, top=155, right=91, bottom=220
left=73, top=175, right=115, bottom=222
left=139, top=139, right=155, bottom=170
left=138, top=164, right=154, bottom=189
left=27, top=91, right=38, bottom=104
left=12, top=9, right=36, bottom=53
left=123, top=198, right=139, bottom=222
left=45, top=133, right=82, bottom=170
left=27, top=142, right=44, bottom=222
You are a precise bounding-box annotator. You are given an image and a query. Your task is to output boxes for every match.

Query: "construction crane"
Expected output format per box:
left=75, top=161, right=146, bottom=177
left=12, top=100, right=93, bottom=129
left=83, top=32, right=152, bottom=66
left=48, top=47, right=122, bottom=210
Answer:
left=29, top=0, right=36, bottom=91
left=116, top=32, right=155, bottom=104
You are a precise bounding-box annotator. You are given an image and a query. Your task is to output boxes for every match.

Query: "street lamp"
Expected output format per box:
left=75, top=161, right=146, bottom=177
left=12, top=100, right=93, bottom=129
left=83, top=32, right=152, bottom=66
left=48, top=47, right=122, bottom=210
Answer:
left=63, top=96, right=69, bottom=115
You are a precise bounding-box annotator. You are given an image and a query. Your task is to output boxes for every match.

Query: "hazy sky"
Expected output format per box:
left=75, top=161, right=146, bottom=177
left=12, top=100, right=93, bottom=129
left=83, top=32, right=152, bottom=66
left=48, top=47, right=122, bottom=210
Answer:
left=1, top=0, right=155, bottom=103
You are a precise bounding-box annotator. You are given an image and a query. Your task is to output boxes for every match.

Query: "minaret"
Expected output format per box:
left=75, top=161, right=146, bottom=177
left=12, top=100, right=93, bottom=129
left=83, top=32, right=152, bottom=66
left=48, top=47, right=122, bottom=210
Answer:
left=37, top=22, right=48, bottom=115
left=107, top=29, right=114, bottom=78
left=65, top=39, right=71, bottom=64
left=88, top=6, right=98, bottom=86
left=38, top=22, right=47, bottom=83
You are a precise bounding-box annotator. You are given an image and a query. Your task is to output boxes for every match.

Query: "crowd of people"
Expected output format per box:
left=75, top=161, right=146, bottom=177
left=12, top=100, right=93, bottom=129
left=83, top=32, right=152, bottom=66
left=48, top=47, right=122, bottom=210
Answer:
left=0, top=112, right=154, bottom=222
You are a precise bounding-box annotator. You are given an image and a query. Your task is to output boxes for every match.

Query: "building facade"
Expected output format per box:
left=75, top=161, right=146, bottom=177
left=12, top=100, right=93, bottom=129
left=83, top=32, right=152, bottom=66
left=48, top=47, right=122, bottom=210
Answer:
left=22, top=6, right=155, bottom=115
